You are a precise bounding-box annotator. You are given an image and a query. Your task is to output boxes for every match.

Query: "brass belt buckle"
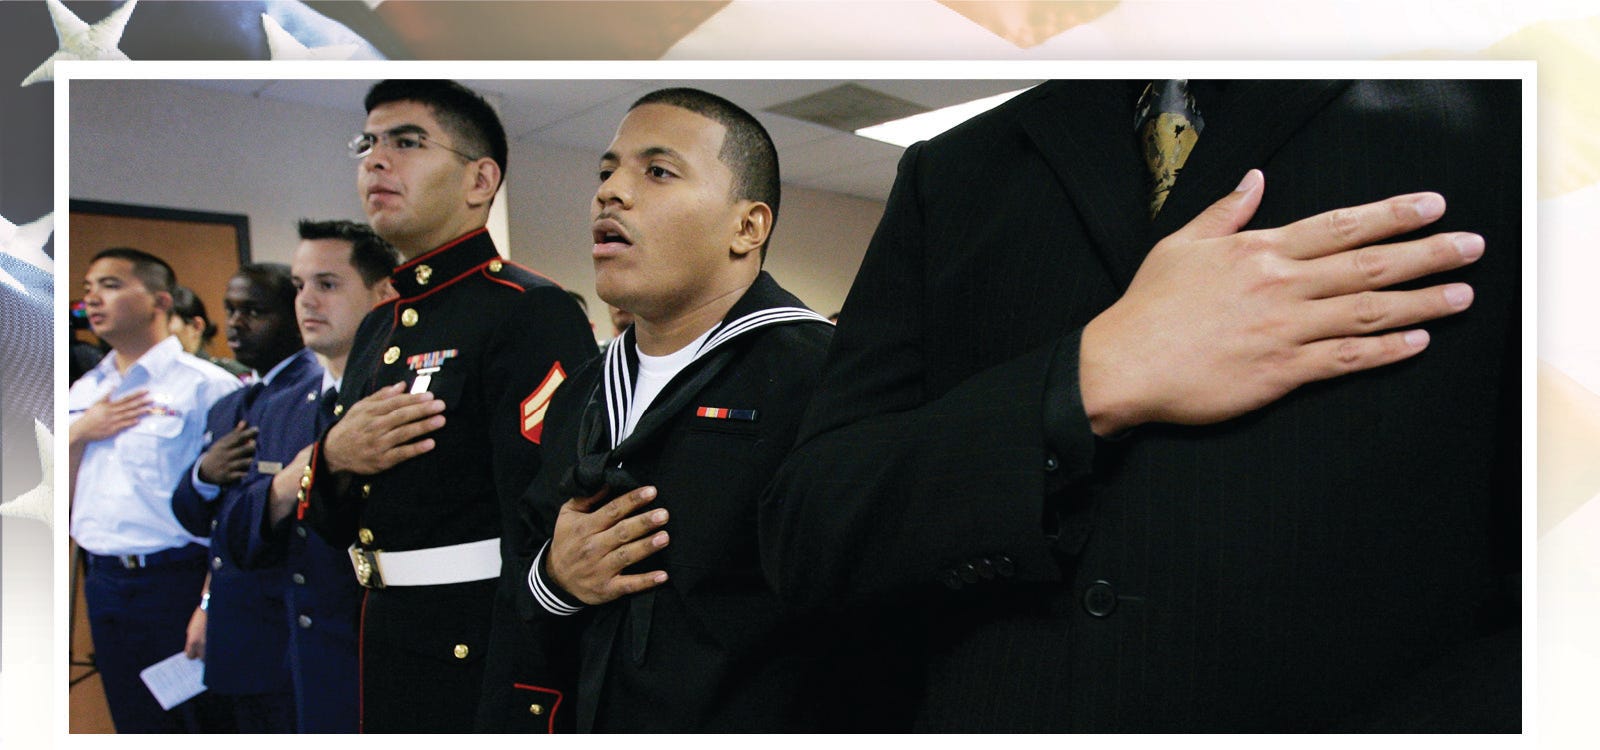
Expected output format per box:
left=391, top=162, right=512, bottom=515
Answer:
left=351, top=547, right=386, bottom=589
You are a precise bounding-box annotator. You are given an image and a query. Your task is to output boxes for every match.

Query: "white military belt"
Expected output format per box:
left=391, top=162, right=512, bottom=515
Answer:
left=348, top=537, right=501, bottom=589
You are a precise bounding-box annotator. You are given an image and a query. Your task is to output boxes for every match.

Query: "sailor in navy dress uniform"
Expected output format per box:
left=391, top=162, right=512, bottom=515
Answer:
left=521, top=272, right=839, bottom=731
left=302, top=226, right=595, bottom=732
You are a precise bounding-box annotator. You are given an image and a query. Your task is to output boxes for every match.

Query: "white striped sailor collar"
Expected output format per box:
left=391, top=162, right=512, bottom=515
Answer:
left=601, top=271, right=829, bottom=449
left=389, top=226, right=502, bottom=299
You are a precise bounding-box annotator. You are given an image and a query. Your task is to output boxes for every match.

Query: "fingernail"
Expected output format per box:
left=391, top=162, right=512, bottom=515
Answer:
left=653, top=532, right=669, bottom=547
left=1454, top=233, right=1484, bottom=261
left=651, top=509, right=668, bottom=523
left=1234, top=169, right=1262, bottom=193
left=1444, top=284, right=1474, bottom=309
left=1404, top=330, right=1430, bottom=348
left=1413, top=194, right=1445, bottom=220
left=653, top=572, right=669, bottom=583
left=640, top=486, right=657, bottom=500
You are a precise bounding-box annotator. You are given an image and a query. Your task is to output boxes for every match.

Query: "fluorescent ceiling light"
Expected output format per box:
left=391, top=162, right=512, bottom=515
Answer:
left=854, top=88, right=1030, bottom=147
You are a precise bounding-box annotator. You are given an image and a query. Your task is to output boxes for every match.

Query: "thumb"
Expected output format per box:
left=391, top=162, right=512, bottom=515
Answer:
left=1174, top=168, right=1264, bottom=241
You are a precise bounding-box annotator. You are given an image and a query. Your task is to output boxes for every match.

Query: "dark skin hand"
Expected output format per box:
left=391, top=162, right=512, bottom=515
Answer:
left=197, top=421, right=258, bottom=485
left=547, top=485, right=670, bottom=606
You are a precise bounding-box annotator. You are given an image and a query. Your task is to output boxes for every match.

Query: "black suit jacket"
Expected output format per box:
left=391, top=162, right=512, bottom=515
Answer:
left=518, top=273, right=843, bottom=732
left=763, top=80, right=1521, bottom=732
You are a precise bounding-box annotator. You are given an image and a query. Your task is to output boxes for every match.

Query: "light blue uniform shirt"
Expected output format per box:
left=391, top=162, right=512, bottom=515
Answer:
left=69, top=336, right=242, bottom=555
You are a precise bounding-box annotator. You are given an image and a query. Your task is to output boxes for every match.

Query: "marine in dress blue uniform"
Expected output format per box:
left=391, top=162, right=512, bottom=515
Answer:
left=302, top=227, right=595, bottom=731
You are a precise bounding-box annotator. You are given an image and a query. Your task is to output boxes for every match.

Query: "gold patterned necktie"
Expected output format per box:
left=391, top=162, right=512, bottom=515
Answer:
left=1136, top=80, right=1204, bottom=217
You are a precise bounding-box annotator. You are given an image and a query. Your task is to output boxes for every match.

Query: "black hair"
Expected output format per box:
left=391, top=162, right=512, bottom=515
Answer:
left=168, top=285, right=217, bottom=345
left=364, top=79, right=509, bottom=189
left=297, top=218, right=402, bottom=286
left=90, top=247, right=177, bottom=297
left=630, top=87, right=781, bottom=259
left=233, top=263, right=298, bottom=315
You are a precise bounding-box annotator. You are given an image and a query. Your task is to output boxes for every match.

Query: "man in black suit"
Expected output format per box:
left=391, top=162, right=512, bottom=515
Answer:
left=516, top=88, right=837, bottom=732
left=763, top=80, right=1520, bottom=731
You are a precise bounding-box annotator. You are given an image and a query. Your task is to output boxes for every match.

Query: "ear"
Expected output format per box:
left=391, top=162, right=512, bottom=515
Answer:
left=729, top=201, right=772, bottom=260
left=152, top=290, right=174, bottom=314
left=464, top=158, right=502, bottom=209
left=369, top=278, right=398, bottom=305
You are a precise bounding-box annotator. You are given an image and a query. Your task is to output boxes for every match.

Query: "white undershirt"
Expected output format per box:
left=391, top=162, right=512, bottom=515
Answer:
left=619, top=327, right=713, bottom=440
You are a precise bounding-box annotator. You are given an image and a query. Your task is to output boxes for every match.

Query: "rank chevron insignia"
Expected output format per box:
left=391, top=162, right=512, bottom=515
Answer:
left=521, top=362, right=567, bottom=444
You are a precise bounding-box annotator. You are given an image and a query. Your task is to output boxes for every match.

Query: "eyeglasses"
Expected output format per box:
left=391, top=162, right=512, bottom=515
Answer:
left=347, top=130, right=479, bottom=162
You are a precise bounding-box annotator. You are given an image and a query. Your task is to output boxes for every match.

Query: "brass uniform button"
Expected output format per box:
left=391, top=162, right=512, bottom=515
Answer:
left=358, top=528, right=374, bottom=545
left=528, top=704, right=544, bottom=716
left=488, top=259, right=503, bottom=273
left=212, top=557, right=223, bottom=570
left=453, top=644, right=469, bottom=659
left=333, top=404, right=343, bottom=416
left=401, top=308, right=419, bottom=327
left=383, top=346, right=400, bottom=364
left=360, top=483, right=371, bottom=498
left=415, top=264, right=433, bottom=285
left=300, top=474, right=311, bottom=490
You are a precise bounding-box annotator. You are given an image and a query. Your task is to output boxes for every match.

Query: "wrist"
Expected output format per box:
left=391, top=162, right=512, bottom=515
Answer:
left=1079, top=315, right=1147, bottom=436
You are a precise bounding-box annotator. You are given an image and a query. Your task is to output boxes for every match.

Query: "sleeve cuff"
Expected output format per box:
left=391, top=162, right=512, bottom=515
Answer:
left=528, top=540, right=585, bottom=616
left=1041, top=328, right=1100, bottom=486
left=192, top=462, right=222, bottom=500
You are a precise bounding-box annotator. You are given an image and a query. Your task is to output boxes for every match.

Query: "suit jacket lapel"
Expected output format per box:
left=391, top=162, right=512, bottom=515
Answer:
left=1148, top=80, right=1351, bottom=242
left=1019, top=80, right=1149, bottom=290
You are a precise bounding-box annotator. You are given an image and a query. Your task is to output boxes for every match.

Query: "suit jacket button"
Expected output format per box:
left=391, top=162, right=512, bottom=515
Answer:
left=1044, top=454, right=1060, bottom=472
left=295, top=525, right=308, bottom=538
left=453, top=644, right=470, bottom=659
left=994, top=555, right=1016, bottom=577
left=298, top=615, right=313, bottom=629
left=973, top=558, right=996, bottom=580
left=957, top=562, right=981, bottom=584
left=211, top=556, right=223, bottom=570
left=1082, top=580, right=1117, bottom=617
left=528, top=703, right=544, bottom=716
left=292, top=573, right=306, bottom=585
left=941, top=569, right=963, bottom=590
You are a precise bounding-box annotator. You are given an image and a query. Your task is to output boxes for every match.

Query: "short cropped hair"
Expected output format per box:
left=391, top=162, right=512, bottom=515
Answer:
left=365, top=79, right=509, bottom=189
left=90, top=247, right=177, bottom=297
left=630, top=87, right=781, bottom=259
left=233, top=263, right=298, bottom=315
left=297, top=219, right=402, bottom=286
left=169, top=285, right=217, bottom=344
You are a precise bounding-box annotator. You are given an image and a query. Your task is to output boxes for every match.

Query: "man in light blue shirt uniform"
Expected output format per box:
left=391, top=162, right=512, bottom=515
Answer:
left=69, top=247, right=242, bottom=733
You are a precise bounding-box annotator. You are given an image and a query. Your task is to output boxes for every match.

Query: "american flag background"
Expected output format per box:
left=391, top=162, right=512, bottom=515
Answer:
left=0, top=1, right=1593, bottom=745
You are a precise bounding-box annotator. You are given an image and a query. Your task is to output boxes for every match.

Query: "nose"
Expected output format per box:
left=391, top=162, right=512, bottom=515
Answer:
left=595, top=172, right=631, bottom=211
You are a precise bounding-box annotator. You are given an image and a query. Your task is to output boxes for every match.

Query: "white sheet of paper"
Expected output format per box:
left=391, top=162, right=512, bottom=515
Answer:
left=138, top=651, right=207, bottom=710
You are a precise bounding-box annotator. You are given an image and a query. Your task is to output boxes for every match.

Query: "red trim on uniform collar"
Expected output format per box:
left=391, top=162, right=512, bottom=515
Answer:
left=395, top=227, right=489, bottom=272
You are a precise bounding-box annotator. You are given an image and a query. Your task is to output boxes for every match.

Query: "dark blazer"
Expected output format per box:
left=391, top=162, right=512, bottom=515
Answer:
left=303, top=228, right=597, bottom=732
left=172, top=348, right=321, bottom=699
left=518, top=273, right=841, bottom=732
left=763, top=80, right=1521, bottom=732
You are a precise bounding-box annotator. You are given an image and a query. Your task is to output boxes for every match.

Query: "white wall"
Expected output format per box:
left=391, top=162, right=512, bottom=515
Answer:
left=69, top=80, right=882, bottom=332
